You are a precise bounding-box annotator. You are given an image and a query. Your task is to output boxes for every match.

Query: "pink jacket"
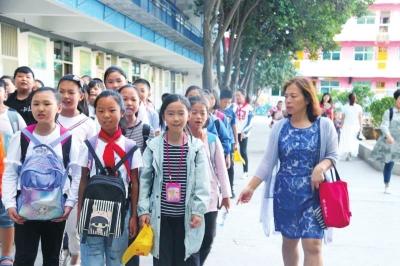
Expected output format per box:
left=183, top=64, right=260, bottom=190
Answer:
left=204, top=131, right=232, bottom=212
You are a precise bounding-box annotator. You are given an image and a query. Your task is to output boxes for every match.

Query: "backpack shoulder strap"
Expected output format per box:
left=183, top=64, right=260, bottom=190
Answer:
left=7, top=109, right=19, bottom=133
left=84, top=138, right=106, bottom=175
left=20, top=125, right=39, bottom=163
left=113, top=145, right=139, bottom=173
left=21, top=126, right=41, bottom=146
left=390, top=107, right=394, bottom=122
left=62, top=136, right=72, bottom=168
left=49, top=129, right=71, bottom=148
left=142, top=123, right=151, bottom=151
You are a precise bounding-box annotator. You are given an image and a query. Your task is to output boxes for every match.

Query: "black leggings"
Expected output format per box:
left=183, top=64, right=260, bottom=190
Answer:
left=153, top=216, right=200, bottom=266
left=199, top=211, right=218, bottom=265
left=238, top=134, right=249, bottom=172
left=14, top=220, right=66, bottom=266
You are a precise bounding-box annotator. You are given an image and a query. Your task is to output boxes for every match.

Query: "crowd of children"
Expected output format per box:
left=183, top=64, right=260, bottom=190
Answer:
left=0, top=65, right=253, bottom=266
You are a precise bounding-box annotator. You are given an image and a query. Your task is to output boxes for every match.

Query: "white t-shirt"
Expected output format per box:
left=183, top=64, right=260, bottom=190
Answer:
left=57, top=113, right=97, bottom=143
left=77, top=135, right=142, bottom=197
left=0, top=109, right=27, bottom=136
left=2, top=125, right=80, bottom=209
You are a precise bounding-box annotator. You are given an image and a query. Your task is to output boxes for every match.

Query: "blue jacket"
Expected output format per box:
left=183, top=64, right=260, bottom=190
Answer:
left=207, top=114, right=231, bottom=155
left=137, top=134, right=211, bottom=259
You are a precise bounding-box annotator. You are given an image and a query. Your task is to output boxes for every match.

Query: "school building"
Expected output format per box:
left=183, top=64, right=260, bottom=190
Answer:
left=0, top=0, right=203, bottom=107
left=295, top=0, right=400, bottom=97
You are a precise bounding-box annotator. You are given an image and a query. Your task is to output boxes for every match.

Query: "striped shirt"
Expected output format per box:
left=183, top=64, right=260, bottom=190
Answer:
left=161, top=140, right=188, bottom=217
left=124, top=121, right=154, bottom=153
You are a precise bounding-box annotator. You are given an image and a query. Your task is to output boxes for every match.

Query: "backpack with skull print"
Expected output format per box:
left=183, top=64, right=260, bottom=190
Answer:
left=78, top=136, right=138, bottom=245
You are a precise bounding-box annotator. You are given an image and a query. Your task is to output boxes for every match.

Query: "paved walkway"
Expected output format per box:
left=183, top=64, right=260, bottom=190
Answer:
left=21, top=116, right=400, bottom=265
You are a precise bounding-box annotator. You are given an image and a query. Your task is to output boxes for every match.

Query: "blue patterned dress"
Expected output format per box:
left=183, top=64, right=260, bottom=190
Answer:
left=273, top=119, right=323, bottom=239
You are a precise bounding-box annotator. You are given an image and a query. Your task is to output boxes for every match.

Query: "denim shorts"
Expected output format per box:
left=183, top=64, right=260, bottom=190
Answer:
left=0, top=199, right=14, bottom=228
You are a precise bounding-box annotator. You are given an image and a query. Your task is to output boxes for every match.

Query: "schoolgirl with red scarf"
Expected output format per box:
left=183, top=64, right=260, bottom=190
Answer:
left=234, top=89, right=253, bottom=179
left=75, top=90, right=142, bottom=266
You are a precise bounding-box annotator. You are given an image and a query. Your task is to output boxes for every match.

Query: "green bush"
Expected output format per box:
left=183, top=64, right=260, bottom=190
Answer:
left=369, top=97, right=394, bottom=127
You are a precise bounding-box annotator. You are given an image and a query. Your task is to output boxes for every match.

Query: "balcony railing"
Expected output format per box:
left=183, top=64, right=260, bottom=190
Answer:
left=132, top=0, right=203, bottom=47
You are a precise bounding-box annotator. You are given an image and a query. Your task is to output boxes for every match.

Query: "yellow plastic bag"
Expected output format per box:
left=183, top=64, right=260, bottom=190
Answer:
left=122, top=224, right=153, bottom=264
left=233, top=149, right=245, bottom=165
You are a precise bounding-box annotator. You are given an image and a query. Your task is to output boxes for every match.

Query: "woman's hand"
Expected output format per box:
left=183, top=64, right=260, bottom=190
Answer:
left=129, top=216, right=138, bottom=238
left=220, top=197, right=231, bottom=211
left=386, top=135, right=395, bottom=145
left=190, top=215, right=202, bottom=228
left=139, top=214, right=150, bottom=227
left=237, top=186, right=255, bottom=204
left=7, top=207, right=25, bottom=224
left=311, top=165, right=325, bottom=190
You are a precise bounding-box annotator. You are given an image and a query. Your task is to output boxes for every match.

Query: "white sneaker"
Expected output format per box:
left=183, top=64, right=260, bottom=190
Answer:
left=241, top=172, right=248, bottom=179
left=384, top=185, right=391, bottom=194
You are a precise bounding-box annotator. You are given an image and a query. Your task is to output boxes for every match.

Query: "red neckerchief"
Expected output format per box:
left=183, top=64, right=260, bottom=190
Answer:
left=99, top=127, right=130, bottom=177
left=236, top=102, right=248, bottom=120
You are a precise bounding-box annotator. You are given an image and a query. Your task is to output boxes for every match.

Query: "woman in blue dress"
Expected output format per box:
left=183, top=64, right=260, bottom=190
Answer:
left=238, top=77, right=338, bottom=266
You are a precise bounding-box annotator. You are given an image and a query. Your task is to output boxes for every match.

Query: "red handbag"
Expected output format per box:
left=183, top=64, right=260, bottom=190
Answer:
left=319, top=165, right=351, bottom=228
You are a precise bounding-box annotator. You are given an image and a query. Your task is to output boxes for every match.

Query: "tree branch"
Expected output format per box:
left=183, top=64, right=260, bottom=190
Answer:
left=212, top=0, right=243, bottom=57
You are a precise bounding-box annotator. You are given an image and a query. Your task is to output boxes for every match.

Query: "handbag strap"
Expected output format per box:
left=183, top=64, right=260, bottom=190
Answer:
left=331, top=163, right=341, bottom=182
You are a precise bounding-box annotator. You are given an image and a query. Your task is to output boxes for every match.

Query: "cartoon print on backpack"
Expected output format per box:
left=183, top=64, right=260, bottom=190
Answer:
left=88, top=203, right=112, bottom=236
left=2, top=87, right=80, bottom=266
left=17, top=125, right=71, bottom=220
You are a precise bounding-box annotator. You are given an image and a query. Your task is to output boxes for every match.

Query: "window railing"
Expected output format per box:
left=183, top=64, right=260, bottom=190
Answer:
left=132, top=0, right=203, bottom=46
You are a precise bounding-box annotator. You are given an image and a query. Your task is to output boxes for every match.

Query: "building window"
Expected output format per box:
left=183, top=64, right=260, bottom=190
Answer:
left=1, top=23, right=18, bottom=75
left=28, top=35, right=47, bottom=69
left=353, top=81, right=371, bottom=90
left=80, top=50, right=92, bottom=76
left=1, top=23, right=18, bottom=57
left=121, top=61, right=130, bottom=80
left=380, top=11, right=390, bottom=24
left=54, top=41, right=73, bottom=86
left=320, top=80, right=339, bottom=93
left=376, top=81, right=385, bottom=90
left=356, top=11, right=375, bottom=24
left=132, top=61, right=141, bottom=81
left=354, top=47, right=373, bottom=61
left=322, top=50, right=340, bottom=60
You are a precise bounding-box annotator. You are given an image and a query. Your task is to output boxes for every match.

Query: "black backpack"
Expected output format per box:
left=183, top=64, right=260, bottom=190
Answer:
left=78, top=137, right=138, bottom=246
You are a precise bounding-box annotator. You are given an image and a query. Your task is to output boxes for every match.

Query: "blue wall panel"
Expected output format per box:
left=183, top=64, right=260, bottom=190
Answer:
left=55, top=0, right=203, bottom=64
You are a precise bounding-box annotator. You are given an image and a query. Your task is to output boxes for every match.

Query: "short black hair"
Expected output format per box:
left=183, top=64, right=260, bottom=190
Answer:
left=185, top=85, right=203, bottom=97
left=220, top=89, right=233, bottom=100
left=31, top=87, right=62, bottom=104
left=88, top=79, right=105, bottom=91
left=94, top=89, right=125, bottom=113
left=394, top=89, right=400, bottom=100
left=13, top=66, right=35, bottom=79
left=133, top=78, right=151, bottom=89
left=0, top=79, right=5, bottom=89
left=35, top=79, right=45, bottom=88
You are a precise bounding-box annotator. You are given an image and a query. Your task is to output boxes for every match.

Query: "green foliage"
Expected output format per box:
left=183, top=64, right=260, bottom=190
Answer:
left=330, top=90, right=348, bottom=107
left=330, top=86, right=375, bottom=112
left=369, top=97, right=395, bottom=127
left=254, top=53, right=296, bottom=96
left=352, top=85, right=375, bottom=112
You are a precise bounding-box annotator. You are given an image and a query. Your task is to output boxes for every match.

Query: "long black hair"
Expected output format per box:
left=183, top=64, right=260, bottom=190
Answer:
left=58, top=74, right=89, bottom=116
left=104, top=66, right=127, bottom=83
left=159, top=94, right=190, bottom=130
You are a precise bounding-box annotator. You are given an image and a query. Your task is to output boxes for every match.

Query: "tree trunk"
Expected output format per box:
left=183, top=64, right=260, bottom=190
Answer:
left=216, top=45, right=222, bottom=89
left=240, top=50, right=257, bottom=90
left=202, top=0, right=219, bottom=91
